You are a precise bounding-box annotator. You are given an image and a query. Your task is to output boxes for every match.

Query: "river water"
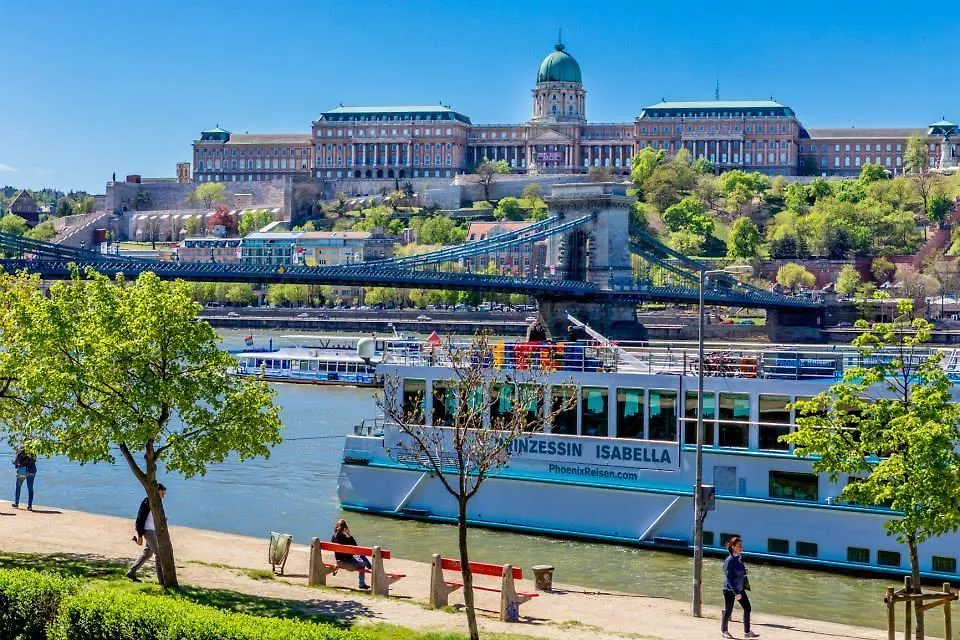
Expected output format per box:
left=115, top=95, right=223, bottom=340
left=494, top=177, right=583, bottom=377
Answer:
left=0, top=329, right=935, bottom=634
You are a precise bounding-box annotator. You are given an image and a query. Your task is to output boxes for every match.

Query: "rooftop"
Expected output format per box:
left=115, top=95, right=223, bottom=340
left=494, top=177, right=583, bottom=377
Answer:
left=638, top=100, right=795, bottom=119
left=317, top=105, right=472, bottom=125
left=805, top=128, right=925, bottom=139
left=299, top=231, right=372, bottom=240
left=225, top=134, right=311, bottom=145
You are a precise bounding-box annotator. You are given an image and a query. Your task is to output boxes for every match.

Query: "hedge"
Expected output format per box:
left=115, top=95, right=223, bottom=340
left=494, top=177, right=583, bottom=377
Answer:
left=49, top=590, right=366, bottom=640
left=0, top=568, right=78, bottom=640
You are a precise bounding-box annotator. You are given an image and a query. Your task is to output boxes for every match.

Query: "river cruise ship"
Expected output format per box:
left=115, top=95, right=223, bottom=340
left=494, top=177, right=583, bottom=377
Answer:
left=233, top=334, right=414, bottom=387
left=338, top=333, right=960, bottom=582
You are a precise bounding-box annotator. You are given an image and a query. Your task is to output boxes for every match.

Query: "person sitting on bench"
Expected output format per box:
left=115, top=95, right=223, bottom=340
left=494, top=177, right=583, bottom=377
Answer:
left=332, top=519, right=370, bottom=589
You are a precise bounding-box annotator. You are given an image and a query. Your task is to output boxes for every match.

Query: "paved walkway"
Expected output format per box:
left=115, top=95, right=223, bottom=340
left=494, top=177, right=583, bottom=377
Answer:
left=0, top=504, right=891, bottom=640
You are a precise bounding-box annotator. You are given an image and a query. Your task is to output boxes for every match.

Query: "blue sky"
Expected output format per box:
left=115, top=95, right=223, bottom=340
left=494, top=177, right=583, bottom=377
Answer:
left=2, top=1, right=957, bottom=193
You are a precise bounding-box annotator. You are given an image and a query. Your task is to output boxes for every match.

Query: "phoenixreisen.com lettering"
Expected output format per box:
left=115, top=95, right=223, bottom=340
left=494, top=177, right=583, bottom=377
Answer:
left=511, top=438, right=672, bottom=465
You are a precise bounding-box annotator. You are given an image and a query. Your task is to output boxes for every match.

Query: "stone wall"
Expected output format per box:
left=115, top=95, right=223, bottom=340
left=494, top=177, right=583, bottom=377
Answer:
left=104, top=178, right=291, bottom=217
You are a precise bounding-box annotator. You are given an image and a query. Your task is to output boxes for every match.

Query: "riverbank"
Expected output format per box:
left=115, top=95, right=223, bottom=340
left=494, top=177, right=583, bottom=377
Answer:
left=0, top=505, right=894, bottom=640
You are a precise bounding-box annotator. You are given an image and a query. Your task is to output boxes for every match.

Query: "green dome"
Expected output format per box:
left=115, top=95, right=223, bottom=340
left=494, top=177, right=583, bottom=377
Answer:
left=537, top=43, right=582, bottom=84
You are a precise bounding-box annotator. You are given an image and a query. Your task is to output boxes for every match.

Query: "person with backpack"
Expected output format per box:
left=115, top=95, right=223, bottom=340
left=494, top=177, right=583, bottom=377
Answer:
left=12, top=445, right=37, bottom=511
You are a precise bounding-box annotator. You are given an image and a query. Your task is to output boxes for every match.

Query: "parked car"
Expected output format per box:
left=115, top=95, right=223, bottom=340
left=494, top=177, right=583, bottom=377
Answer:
left=296, top=312, right=310, bottom=318
left=227, top=311, right=240, bottom=317
left=416, top=314, right=432, bottom=321
left=525, top=315, right=537, bottom=322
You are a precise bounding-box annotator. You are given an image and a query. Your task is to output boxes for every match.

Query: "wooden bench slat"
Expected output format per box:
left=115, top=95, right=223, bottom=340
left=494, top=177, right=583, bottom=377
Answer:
left=319, top=541, right=392, bottom=560
left=440, top=557, right=522, bottom=579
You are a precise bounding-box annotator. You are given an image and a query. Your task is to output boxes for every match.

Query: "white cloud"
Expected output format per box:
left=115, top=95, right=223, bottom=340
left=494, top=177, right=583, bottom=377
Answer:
left=0, top=163, right=16, bottom=172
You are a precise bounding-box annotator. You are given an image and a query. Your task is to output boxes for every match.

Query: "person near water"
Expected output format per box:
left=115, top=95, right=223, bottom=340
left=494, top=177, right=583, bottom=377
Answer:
left=12, top=445, right=37, bottom=511
left=127, top=483, right=167, bottom=582
left=332, top=518, right=371, bottom=589
left=721, top=535, right=758, bottom=638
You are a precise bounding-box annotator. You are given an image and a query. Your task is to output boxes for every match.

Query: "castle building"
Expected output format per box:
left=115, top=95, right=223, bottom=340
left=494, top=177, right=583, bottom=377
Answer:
left=191, top=41, right=958, bottom=184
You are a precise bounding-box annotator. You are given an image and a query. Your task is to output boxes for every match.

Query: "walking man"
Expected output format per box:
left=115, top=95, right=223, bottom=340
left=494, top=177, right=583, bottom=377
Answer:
left=127, top=483, right=166, bottom=582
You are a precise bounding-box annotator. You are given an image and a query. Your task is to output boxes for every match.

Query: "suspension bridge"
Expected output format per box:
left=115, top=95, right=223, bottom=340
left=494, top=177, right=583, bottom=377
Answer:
left=0, top=183, right=820, bottom=339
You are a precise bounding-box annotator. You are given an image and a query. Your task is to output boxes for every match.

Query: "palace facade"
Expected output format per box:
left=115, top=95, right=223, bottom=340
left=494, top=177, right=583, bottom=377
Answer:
left=192, top=41, right=959, bottom=184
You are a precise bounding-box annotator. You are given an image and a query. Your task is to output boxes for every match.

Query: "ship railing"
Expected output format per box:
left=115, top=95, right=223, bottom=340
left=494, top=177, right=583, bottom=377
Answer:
left=354, top=417, right=388, bottom=437
left=381, top=340, right=619, bottom=373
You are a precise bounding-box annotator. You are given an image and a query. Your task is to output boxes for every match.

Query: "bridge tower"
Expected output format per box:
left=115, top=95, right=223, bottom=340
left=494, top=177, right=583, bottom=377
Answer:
left=538, top=183, right=644, bottom=339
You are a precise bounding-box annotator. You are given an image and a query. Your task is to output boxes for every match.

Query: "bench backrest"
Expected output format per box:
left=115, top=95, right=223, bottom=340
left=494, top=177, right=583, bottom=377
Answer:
left=319, top=541, right=391, bottom=560
left=440, top=557, right=522, bottom=580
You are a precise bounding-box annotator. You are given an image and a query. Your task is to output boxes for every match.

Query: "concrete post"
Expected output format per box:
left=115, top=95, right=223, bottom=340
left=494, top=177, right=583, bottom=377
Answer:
left=371, top=546, right=389, bottom=596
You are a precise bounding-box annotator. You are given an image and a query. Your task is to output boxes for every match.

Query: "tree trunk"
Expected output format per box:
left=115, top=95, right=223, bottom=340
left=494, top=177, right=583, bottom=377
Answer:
left=458, top=496, right=479, bottom=640
left=909, top=535, right=923, bottom=640
left=145, top=480, right=179, bottom=589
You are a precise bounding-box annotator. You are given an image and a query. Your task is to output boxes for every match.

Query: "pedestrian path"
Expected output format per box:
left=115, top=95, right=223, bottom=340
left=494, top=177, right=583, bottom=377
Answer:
left=0, top=504, right=891, bottom=640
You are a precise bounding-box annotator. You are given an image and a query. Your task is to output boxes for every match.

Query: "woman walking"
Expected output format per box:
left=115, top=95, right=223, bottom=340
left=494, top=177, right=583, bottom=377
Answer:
left=721, top=535, right=758, bottom=638
left=12, top=445, right=37, bottom=511
left=332, top=519, right=371, bottom=589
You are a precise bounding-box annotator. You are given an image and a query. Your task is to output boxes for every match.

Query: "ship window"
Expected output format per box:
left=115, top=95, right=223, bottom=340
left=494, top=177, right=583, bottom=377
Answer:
left=616, top=388, right=644, bottom=438
left=720, top=532, right=741, bottom=547
left=684, top=392, right=715, bottom=445
left=490, top=384, right=515, bottom=429
left=703, top=531, right=715, bottom=546
left=309, top=360, right=319, bottom=371
left=769, top=471, right=818, bottom=501
left=758, top=395, right=791, bottom=450
left=796, top=541, right=818, bottom=557
left=767, top=538, right=789, bottom=554
left=648, top=390, right=677, bottom=441
left=933, top=556, right=957, bottom=573
left=432, top=381, right=457, bottom=427
left=581, top=387, right=608, bottom=437
left=300, top=361, right=309, bottom=371
left=402, top=379, right=426, bottom=423
left=878, top=550, right=901, bottom=567
left=551, top=386, right=577, bottom=435
left=281, top=360, right=290, bottom=369
left=718, top=393, right=749, bottom=447
left=847, top=547, right=870, bottom=564
left=519, top=385, right=544, bottom=431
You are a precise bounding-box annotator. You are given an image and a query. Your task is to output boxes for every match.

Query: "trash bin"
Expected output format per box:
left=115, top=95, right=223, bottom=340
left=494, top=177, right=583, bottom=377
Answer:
left=532, top=564, right=555, bottom=591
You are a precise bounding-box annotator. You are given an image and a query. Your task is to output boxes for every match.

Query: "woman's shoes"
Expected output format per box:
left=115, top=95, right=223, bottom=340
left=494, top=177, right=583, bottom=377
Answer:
left=721, top=632, right=734, bottom=639
left=744, top=632, right=760, bottom=638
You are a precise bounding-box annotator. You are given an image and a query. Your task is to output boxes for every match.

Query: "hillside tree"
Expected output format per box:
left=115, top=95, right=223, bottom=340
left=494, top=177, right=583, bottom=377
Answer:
left=474, top=159, right=511, bottom=201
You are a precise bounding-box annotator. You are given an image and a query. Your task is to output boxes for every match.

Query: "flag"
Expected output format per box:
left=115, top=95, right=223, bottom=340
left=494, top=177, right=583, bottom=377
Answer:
left=426, top=331, right=441, bottom=347
left=244, top=335, right=254, bottom=347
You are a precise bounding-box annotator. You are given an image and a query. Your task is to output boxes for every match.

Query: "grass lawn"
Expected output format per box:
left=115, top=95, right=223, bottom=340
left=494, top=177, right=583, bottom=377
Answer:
left=0, top=553, right=536, bottom=640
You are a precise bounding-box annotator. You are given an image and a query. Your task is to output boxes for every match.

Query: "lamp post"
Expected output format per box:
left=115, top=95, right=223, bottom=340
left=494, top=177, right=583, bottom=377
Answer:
left=692, top=265, right=752, bottom=618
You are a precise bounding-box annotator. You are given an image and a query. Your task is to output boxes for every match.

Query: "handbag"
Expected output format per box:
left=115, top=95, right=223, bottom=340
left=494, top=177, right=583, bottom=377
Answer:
left=743, top=575, right=751, bottom=591
left=15, top=465, right=27, bottom=479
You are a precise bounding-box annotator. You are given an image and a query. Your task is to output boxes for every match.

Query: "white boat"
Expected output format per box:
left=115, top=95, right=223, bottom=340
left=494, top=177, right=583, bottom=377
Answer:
left=233, top=334, right=416, bottom=387
left=339, top=330, right=960, bottom=582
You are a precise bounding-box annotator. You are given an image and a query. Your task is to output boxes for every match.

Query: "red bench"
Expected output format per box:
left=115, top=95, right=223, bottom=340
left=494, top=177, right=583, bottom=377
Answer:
left=429, top=554, right=538, bottom=622
left=308, top=538, right=406, bottom=596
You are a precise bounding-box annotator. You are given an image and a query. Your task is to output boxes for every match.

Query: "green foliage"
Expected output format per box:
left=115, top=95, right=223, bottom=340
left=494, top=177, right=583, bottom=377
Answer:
left=184, top=217, right=201, bottom=236
left=586, top=166, right=614, bottom=182
left=668, top=230, right=703, bottom=255
left=521, top=183, right=541, bottom=201
left=776, top=262, right=816, bottom=291
left=493, top=196, right=524, bottom=221
left=364, top=287, right=400, bottom=306
left=0, top=213, right=29, bottom=236
left=353, top=206, right=391, bottom=232
left=630, top=147, right=665, bottom=190
left=50, top=589, right=357, bottom=640
left=787, top=310, right=960, bottom=589
left=783, top=182, right=809, bottom=213
left=474, top=159, right=510, bottom=200
left=662, top=196, right=712, bottom=236
left=835, top=264, right=862, bottom=296
left=807, top=177, right=832, bottom=202
left=727, top=217, right=761, bottom=260
left=718, top=170, right=769, bottom=197
left=928, top=190, right=952, bottom=226
left=628, top=201, right=650, bottom=239
left=0, top=271, right=282, bottom=588
left=266, top=284, right=312, bottom=307
left=858, top=163, right=888, bottom=184
left=692, top=158, right=714, bottom=175
left=871, top=256, right=895, bottom=283
left=417, top=216, right=464, bottom=245
left=238, top=209, right=274, bottom=236
left=193, top=182, right=227, bottom=208
left=25, top=220, right=58, bottom=241
left=223, top=283, right=257, bottom=306
left=55, top=197, right=74, bottom=218
left=470, top=200, right=493, bottom=209
left=0, top=568, right=78, bottom=640
left=904, top=133, right=928, bottom=175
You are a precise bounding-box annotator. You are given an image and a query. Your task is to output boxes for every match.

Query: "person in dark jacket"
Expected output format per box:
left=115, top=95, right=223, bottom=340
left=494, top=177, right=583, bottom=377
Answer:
left=722, top=536, right=758, bottom=638
left=127, top=483, right=167, bottom=582
left=332, top=518, right=370, bottom=589
left=12, top=446, right=37, bottom=511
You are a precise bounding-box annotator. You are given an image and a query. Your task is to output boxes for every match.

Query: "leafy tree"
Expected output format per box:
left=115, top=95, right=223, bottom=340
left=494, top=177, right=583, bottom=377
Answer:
left=183, top=217, right=201, bottom=237
left=493, top=197, right=524, bottom=221
left=806, top=177, right=832, bottom=202
left=75, top=195, right=95, bottom=214
left=784, top=182, right=809, bottom=213
left=209, top=205, right=236, bottom=235
left=833, top=180, right=866, bottom=204
left=224, top=283, right=257, bottom=306
left=630, top=147, right=665, bottom=192
left=238, top=209, right=274, bottom=236
left=419, top=216, right=464, bottom=245
left=474, top=159, right=510, bottom=201
left=55, top=197, right=74, bottom=218
left=768, top=234, right=800, bottom=259
left=694, top=175, right=721, bottom=212
left=787, top=309, right=960, bottom=639
left=858, top=163, right=888, bottom=184
left=25, top=220, right=57, bottom=242
left=628, top=201, right=650, bottom=240
left=927, top=190, right=952, bottom=227
left=776, top=262, right=816, bottom=291
left=662, top=196, right=712, bottom=236
left=521, top=183, right=541, bottom=202
left=363, top=287, right=399, bottom=306
left=192, top=183, right=227, bottom=209
left=586, top=166, right=613, bottom=182
left=0, top=270, right=282, bottom=588
left=726, top=217, right=761, bottom=260
left=724, top=183, right=753, bottom=218
left=669, top=230, right=704, bottom=256
left=871, top=256, right=895, bottom=283
left=692, top=158, right=714, bottom=175
left=0, top=213, right=29, bottom=236
left=835, top=264, right=862, bottom=296
left=378, top=333, right=570, bottom=640
left=905, top=133, right=933, bottom=221
left=134, top=190, right=152, bottom=212
left=718, top=170, right=768, bottom=198
left=471, top=200, right=493, bottom=210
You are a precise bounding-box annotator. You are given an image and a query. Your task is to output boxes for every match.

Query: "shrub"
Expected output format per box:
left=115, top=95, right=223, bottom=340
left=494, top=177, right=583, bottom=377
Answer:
left=0, top=568, right=77, bottom=640
left=50, top=590, right=362, bottom=640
